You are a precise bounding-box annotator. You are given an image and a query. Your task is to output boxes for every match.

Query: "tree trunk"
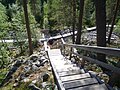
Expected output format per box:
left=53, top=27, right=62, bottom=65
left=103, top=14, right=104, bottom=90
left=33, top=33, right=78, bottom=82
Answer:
left=48, top=0, right=52, bottom=31
left=108, top=61, right=120, bottom=87
left=23, top=0, right=33, bottom=55
left=95, top=0, right=107, bottom=71
left=107, top=0, right=120, bottom=44
left=72, top=0, right=76, bottom=44
left=40, top=0, right=44, bottom=29
left=76, top=0, right=84, bottom=44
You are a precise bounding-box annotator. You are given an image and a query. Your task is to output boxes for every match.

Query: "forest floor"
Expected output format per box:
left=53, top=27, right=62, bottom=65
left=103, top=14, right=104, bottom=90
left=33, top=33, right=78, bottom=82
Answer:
left=0, top=47, right=57, bottom=90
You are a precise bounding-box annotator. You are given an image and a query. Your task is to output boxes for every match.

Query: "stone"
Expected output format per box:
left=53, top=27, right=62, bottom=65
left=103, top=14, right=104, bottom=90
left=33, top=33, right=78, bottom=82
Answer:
left=88, top=70, right=98, bottom=76
left=41, top=56, right=46, bottom=61
left=32, top=64, right=39, bottom=71
left=102, top=73, right=108, bottom=77
left=28, top=83, right=40, bottom=90
left=40, top=60, right=48, bottom=66
left=32, top=80, right=37, bottom=84
left=41, top=82, right=48, bottom=88
left=24, top=60, right=32, bottom=65
left=13, top=60, right=22, bottom=67
left=24, top=66, right=31, bottom=73
left=23, top=78, right=30, bottom=82
left=30, top=54, right=38, bottom=62
left=19, top=73, right=26, bottom=80
left=0, top=60, right=22, bottom=86
left=13, top=83, right=19, bottom=87
left=33, top=61, right=41, bottom=67
left=42, top=73, right=50, bottom=82
left=48, top=67, right=52, bottom=71
left=71, top=58, right=76, bottom=63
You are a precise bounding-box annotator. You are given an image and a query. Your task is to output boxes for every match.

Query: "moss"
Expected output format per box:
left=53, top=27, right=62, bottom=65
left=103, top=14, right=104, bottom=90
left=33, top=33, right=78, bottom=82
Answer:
left=0, top=68, right=9, bottom=84
left=15, top=82, right=31, bottom=90
left=0, top=83, right=13, bottom=90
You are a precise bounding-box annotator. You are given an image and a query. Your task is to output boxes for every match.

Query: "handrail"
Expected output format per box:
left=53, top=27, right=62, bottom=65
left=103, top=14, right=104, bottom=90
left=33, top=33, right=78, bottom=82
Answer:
left=71, top=51, right=120, bottom=74
left=60, top=38, right=120, bottom=57
left=60, top=38, right=120, bottom=74
left=64, top=43, right=120, bottom=57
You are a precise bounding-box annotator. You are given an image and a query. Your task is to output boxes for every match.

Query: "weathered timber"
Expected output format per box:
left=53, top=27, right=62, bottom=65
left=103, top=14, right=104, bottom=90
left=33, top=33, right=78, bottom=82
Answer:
left=68, top=84, right=108, bottom=90
left=48, top=48, right=109, bottom=90
left=58, top=69, right=85, bottom=77
left=61, top=73, right=90, bottom=82
left=63, top=78, right=98, bottom=89
left=64, top=43, right=120, bottom=57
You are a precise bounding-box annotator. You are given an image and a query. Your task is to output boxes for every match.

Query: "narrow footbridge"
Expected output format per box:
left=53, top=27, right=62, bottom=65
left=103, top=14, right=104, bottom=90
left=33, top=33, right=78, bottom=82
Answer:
left=45, top=38, right=120, bottom=90
left=48, top=49, right=108, bottom=90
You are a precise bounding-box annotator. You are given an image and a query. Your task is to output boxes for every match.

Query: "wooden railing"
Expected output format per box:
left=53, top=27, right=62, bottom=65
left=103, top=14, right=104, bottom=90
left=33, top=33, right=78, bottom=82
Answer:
left=60, top=38, right=120, bottom=74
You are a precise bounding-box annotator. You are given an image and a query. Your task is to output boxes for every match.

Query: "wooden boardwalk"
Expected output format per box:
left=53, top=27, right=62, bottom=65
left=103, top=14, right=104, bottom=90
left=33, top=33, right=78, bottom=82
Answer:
left=48, top=49, right=109, bottom=90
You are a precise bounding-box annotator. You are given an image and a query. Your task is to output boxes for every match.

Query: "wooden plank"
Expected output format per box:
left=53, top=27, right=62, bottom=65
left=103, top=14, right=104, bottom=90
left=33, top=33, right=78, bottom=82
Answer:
left=72, top=52, right=120, bottom=74
left=61, top=73, right=90, bottom=82
left=68, top=84, right=108, bottom=90
left=64, top=43, right=120, bottom=57
left=48, top=54, right=65, bottom=90
left=55, top=64, right=77, bottom=70
left=48, top=49, right=62, bottom=56
left=58, top=69, right=85, bottom=77
left=56, top=66, right=80, bottom=72
left=63, top=78, right=98, bottom=89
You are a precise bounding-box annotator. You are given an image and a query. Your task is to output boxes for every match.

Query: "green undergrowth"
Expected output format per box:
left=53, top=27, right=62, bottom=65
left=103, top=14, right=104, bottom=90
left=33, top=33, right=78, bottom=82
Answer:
left=0, top=82, right=31, bottom=90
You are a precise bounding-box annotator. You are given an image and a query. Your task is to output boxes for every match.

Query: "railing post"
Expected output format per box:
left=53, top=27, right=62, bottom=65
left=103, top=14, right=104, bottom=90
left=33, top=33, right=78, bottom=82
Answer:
left=63, top=44, right=65, bottom=56
left=108, top=60, right=120, bottom=87
left=61, top=38, right=66, bottom=56
left=81, top=51, right=87, bottom=68
left=69, top=47, right=73, bottom=60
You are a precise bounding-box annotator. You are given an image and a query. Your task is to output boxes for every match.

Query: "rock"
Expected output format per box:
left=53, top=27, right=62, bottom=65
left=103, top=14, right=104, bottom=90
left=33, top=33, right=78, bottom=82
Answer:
left=102, top=73, right=108, bottom=77
left=28, top=83, right=40, bottom=90
left=19, top=73, right=26, bottom=80
left=33, top=61, right=41, bottom=67
left=23, top=78, right=30, bottom=82
left=24, top=66, right=31, bottom=73
left=32, top=64, right=39, bottom=71
left=48, top=67, right=52, bottom=71
left=37, top=58, right=42, bottom=63
left=0, top=60, right=22, bottom=86
left=42, top=73, right=49, bottom=82
left=30, top=54, right=38, bottom=62
left=13, top=60, right=23, bottom=67
left=15, top=78, right=19, bottom=82
left=40, top=60, right=48, bottom=66
left=41, top=56, right=46, bottom=61
left=71, top=58, right=76, bottom=63
left=24, top=60, right=32, bottom=65
left=41, top=82, right=56, bottom=90
left=13, top=83, right=19, bottom=87
left=88, top=70, right=98, bottom=76
left=41, top=82, right=48, bottom=88
left=32, top=80, right=37, bottom=84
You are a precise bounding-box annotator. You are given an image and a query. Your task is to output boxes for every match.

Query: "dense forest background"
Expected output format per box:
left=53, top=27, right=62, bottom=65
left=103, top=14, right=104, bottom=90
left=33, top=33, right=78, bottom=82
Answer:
left=0, top=0, right=120, bottom=89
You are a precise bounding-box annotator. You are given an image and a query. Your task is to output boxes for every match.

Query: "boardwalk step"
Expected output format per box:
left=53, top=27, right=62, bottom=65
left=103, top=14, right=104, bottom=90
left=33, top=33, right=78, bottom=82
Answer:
left=56, top=66, right=80, bottom=72
left=58, top=69, right=85, bottom=77
left=55, top=64, right=77, bottom=69
left=68, top=84, right=108, bottom=90
left=48, top=49, right=62, bottom=56
left=48, top=49, right=109, bottom=90
left=61, top=73, right=90, bottom=82
left=63, top=78, right=98, bottom=89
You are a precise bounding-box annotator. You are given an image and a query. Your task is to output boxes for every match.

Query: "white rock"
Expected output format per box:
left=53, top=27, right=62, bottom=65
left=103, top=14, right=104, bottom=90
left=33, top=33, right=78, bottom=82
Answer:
left=23, top=78, right=30, bottom=82
left=32, top=80, right=37, bottom=84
